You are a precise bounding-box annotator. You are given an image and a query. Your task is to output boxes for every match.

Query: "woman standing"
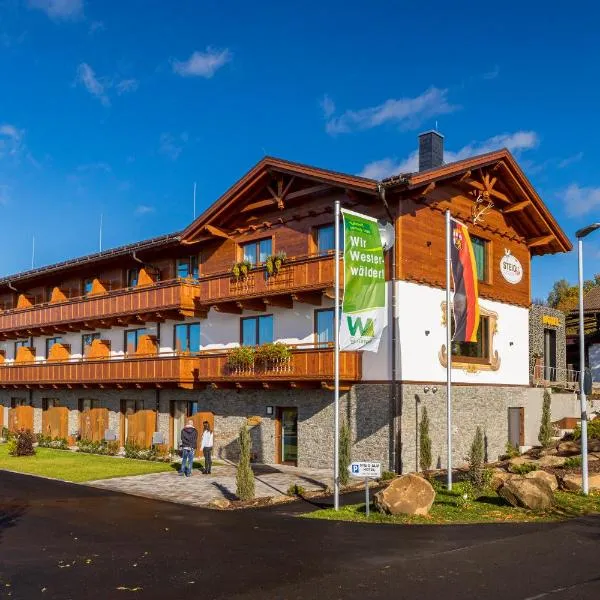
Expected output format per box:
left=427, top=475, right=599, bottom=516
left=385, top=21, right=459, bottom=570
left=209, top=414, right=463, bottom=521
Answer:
left=201, top=421, right=214, bottom=474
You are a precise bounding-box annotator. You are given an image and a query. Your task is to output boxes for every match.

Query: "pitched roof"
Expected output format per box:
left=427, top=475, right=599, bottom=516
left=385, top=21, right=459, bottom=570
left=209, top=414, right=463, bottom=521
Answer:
left=584, top=287, right=600, bottom=312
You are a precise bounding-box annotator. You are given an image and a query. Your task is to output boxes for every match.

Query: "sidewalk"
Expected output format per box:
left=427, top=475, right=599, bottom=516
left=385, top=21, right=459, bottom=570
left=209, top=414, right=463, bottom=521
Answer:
left=87, top=461, right=334, bottom=507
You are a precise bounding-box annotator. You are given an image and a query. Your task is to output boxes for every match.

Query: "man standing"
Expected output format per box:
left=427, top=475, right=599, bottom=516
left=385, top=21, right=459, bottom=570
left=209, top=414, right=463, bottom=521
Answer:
left=201, top=420, right=214, bottom=475
left=179, top=419, right=198, bottom=477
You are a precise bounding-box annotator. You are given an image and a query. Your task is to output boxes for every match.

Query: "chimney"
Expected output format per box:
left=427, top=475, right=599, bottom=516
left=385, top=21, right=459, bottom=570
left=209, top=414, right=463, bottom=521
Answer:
left=418, top=130, right=444, bottom=172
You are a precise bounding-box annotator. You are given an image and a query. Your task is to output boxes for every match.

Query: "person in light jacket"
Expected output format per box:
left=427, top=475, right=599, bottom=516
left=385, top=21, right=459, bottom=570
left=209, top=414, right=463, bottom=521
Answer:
left=179, top=420, right=198, bottom=477
left=201, top=421, right=214, bottom=474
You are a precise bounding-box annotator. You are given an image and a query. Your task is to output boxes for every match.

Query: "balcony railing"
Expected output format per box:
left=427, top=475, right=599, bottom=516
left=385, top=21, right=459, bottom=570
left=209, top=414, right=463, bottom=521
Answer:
left=0, top=345, right=361, bottom=389
left=0, top=254, right=339, bottom=338
left=531, top=363, right=580, bottom=390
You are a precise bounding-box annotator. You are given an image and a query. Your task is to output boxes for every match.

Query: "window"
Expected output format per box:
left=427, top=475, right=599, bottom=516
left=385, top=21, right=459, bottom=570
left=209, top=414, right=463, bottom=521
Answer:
left=451, top=316, right=490, bottom=361
left=14, top=339, right=28, bottom=356
left=315, top=223, right=344, bottom=254
left=124, top=328, right=147, bottom=354
left=174, top=323, right=201, bottom=353
left=45, top=337, right=63, bottom=358
left=176, top=256, right=199, bottom=279
left=45, top=286, right=54, bottom=302
left=79, top=398, right=101, bottom=412
left=42, top=398, right=61, bottom=410
left=315, top=309, right=335, bottom=345
left=82, top=278, right=94, bottom=296
left=471, top=236, right=488, bottom=282
left=127, top=268, right=139, bottom=288
left=82, top=333, right=101, bottom=356
left=242, top=238, right=272, bottom=266
left=241, top=315, right=273, bottom=346
left=11, top=398, right=28, bottom=408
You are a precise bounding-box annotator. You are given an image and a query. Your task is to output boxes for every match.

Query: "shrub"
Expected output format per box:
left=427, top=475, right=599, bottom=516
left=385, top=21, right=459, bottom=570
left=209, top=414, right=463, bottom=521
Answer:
left=8, top=430, right=36, bottom=457
left=339, top=422, right=351, bottom=487
left=124, top=442, right=158, bottom=461
left=505, top=441, right=520, bottom=458
left=36, top=434, right=69, bottom=450
left=77, top=439, right=119, bottom=456
left=226, top=346, right=255, bottom=371
left=419, top=406, right=432, bottom=472
left=538, top=389, right=553, bottom=447
left=511, top=462, right=538, bottom=475
left=236, top=426, right=255, bottom=501
left=380, top=471, right=396, bottom=481
left=286, top=483, right=306, bottom=497
left=564, top=455, right=582, bottom=469
left=573, top=419, right=600, bottom=441
left=467, top=426, right=485, bottom=491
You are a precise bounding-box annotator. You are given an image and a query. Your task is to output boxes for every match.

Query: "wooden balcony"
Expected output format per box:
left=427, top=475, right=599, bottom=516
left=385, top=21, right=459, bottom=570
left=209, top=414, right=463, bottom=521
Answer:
left=0, top=347, right=361, bottom=389
left=0, top=279, right=205, bottom=340
left=195, top=253, right=339, bottom=312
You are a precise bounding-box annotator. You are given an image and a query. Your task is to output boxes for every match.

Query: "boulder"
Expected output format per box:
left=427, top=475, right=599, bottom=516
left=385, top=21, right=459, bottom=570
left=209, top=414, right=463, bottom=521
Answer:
left=524, top=470, right=559, bottom=491
left=557, top=441, right=580, bottom=455
left=587, top=454, right=599, bottom=462
left=208, top=498, right=231, bottom=510
left=561, top=473, right=600, bottom=492
left=490, top=468, right=515, bottom=492
left=589, top=439, right=600, bottom=452
left=508, top=456, right=538, bottom=473
left=537, top=455, right=567, bottom=468
left=497, top=477, right=554, bottom=511
left=539, top=447, right=558, bottom=457
left=374, top=474, right=435, bottom=516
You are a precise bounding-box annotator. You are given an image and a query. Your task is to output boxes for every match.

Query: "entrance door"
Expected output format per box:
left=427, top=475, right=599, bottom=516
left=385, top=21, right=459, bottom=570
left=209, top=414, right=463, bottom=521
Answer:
left=543, top=328, right=557, bottom=381
left=508, top=407, right=524, bottom=448
left=172, top=401, right=188, bottom=448
left=276, top=407, right=298, bottom=465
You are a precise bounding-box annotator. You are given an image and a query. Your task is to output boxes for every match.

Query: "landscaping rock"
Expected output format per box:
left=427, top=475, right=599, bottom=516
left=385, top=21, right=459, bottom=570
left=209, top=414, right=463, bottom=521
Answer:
left=490, top=469, right=514, bottom=492
left=497, top=477, right=554, bottom=511
left=589, top=440, right=600, bottom=452
left=374, top=474, right=435, bottom=516
left=508, top=456, right=538, bottom=473
left=524, top=470, right=559, bottom=491
left=587, top=454, right=599, bottom=462
left=537, top=455, right=567, bottom=468
left=208, top=498, right=231, bottom=510
left=557, top=441, right=580, bottom=455
left=539, top=447, right=558, bottom=457
left=561, top=473, right=600, bottom=492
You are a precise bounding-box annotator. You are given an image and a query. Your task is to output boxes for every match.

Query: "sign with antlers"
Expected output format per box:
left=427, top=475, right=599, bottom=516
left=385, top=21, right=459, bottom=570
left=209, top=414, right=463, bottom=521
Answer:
left=471, top=192, right=494, bottom=225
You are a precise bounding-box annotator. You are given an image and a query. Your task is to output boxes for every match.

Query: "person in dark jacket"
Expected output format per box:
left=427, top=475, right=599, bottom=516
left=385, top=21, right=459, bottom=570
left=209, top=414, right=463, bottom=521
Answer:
left=179, top=420, right=198, bottom=477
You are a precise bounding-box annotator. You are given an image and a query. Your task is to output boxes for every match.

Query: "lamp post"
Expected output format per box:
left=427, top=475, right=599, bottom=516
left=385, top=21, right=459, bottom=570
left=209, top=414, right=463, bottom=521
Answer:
left=575, top=223, right=600, bottom=495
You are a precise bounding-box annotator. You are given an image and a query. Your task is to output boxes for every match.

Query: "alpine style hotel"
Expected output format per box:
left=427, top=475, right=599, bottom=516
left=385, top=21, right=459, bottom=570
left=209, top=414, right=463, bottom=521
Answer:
left=0, top=133, right=571, bottom=471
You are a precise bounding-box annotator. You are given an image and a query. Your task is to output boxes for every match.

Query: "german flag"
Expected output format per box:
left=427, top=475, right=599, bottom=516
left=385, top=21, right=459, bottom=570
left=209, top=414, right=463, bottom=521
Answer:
left=450, top=219, right=480, bottom=343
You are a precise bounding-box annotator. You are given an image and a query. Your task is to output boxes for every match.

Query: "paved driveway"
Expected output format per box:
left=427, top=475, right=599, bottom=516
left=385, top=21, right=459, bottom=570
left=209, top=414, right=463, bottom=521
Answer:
left=2, top=470, right=600, bottom=599
left=88, top=462, right=334, bottom=506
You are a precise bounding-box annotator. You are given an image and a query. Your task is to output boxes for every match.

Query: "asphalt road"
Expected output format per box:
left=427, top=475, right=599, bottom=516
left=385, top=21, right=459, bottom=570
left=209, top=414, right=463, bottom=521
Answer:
left=1, top=471, right=600, bottom=600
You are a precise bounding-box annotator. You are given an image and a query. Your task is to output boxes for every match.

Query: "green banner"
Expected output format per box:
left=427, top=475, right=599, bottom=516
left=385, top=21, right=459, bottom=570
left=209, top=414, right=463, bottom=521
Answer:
left=340, top=209, right=386, bottom=352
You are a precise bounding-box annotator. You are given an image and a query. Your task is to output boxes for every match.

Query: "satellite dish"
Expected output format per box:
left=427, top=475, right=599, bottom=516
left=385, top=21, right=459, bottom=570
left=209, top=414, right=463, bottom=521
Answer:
left=378, top=220, right=395, bottom=251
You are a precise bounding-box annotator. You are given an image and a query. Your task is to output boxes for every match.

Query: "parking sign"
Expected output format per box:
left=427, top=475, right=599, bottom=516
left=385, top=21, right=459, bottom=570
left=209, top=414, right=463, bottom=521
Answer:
left=348, top=461, right=381, bottom=478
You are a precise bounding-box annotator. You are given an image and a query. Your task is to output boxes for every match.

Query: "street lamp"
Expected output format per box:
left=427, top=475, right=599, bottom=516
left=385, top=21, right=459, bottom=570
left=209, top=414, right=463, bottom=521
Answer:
left=575, top=223, right=600, bottom=495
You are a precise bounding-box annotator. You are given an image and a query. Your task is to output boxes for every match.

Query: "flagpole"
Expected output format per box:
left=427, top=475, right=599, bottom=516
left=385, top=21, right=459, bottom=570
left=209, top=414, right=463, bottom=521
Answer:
left=445, top=209, right=453, bottom=491
left=334, top=199, right=341, bottom=510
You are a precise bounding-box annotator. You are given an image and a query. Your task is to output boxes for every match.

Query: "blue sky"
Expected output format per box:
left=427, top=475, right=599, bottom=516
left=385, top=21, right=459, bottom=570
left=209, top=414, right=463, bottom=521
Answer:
left=0, top=0, right=599, bottom=300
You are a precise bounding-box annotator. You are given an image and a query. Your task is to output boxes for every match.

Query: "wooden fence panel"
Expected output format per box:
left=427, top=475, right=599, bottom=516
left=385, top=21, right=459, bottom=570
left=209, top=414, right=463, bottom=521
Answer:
left=80, top=408, right=109, bottom=442
left=8, top=405, right=33, bottom=433
left=41, top=406, right=69, bottom=439
left=126, top=410, right=156, bottom=448
left=191, top=412, right=215, bottom=445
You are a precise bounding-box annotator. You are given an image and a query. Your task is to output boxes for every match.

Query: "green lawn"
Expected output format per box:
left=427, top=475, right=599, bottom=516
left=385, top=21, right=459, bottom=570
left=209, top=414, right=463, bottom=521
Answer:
left=0, top=445, right=173, bottom=483
left=304, top=482, right=600, bottom=525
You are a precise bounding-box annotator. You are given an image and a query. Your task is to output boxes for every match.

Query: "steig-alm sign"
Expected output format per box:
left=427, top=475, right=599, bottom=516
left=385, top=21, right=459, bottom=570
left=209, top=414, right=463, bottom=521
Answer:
left=500, top=249, right=523, bottom=284
left=339, top=209, right=387, bottom=352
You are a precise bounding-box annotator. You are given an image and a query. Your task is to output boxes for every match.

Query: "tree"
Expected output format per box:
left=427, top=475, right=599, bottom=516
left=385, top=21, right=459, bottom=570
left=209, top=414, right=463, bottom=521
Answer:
left=419, top=406, right=432, bottom=472
left=538, top=388, right=552, bottom=447
left=339, top=422, right=351, bottom=487
left=547, top=274, right=600, bottom=313
left=235, top=425, right=255, bottom=501
left=468, top=426, right=485, bottom=491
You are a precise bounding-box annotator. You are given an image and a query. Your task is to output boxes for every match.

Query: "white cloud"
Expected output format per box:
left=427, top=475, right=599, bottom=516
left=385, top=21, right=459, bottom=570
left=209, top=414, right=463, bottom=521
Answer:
left=135, top=204, right=155, bottom=215
left=172, top=47, right=232, bottom=78
left=359, top=130, right=539, bottom=179
left=0, top=123, right=24, bottom=159
left=563, top=183, right=600, bottom=217
left=326, top=87, right=458, bottom=135
left=76, top=63, right=109, bottom=106
left=558, top=152, right=584, bottom=169
left=159, top=132, right=189, bottom=161
left=320, top=94, right=335, bottom=119
left=76, top=162, right=111, bottom=173
left=116, top=79, right=139, bottom=95
left=29, top=0, right=83, bottom=21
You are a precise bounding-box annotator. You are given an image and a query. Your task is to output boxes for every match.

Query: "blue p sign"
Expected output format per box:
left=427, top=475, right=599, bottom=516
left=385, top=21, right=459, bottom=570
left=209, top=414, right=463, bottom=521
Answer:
left=352, top=464, right=359, bottom=474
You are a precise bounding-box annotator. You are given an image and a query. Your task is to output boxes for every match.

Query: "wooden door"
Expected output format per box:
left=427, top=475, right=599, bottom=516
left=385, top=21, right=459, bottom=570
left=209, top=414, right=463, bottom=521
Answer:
left=190, top=412, right=215, bottom=442
left=80, top=408, right=109, bottom=442
left=8, top=405, right=33, bottom=433
left=42, top=406, right=69, bottom=439
left=126, top=410, right=156, bottom=448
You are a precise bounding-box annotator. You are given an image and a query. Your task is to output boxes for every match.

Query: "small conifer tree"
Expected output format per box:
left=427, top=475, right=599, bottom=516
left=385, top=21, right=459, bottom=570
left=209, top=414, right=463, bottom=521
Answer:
left=236, top=425, right=255, bottom=501
left=468, top=426, right=485, bottom=490
left=538, top=388, right=552, bottom=447
left=339, top=422, right=351, bottom=487
left=419, top=406, right=432, bottom=472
